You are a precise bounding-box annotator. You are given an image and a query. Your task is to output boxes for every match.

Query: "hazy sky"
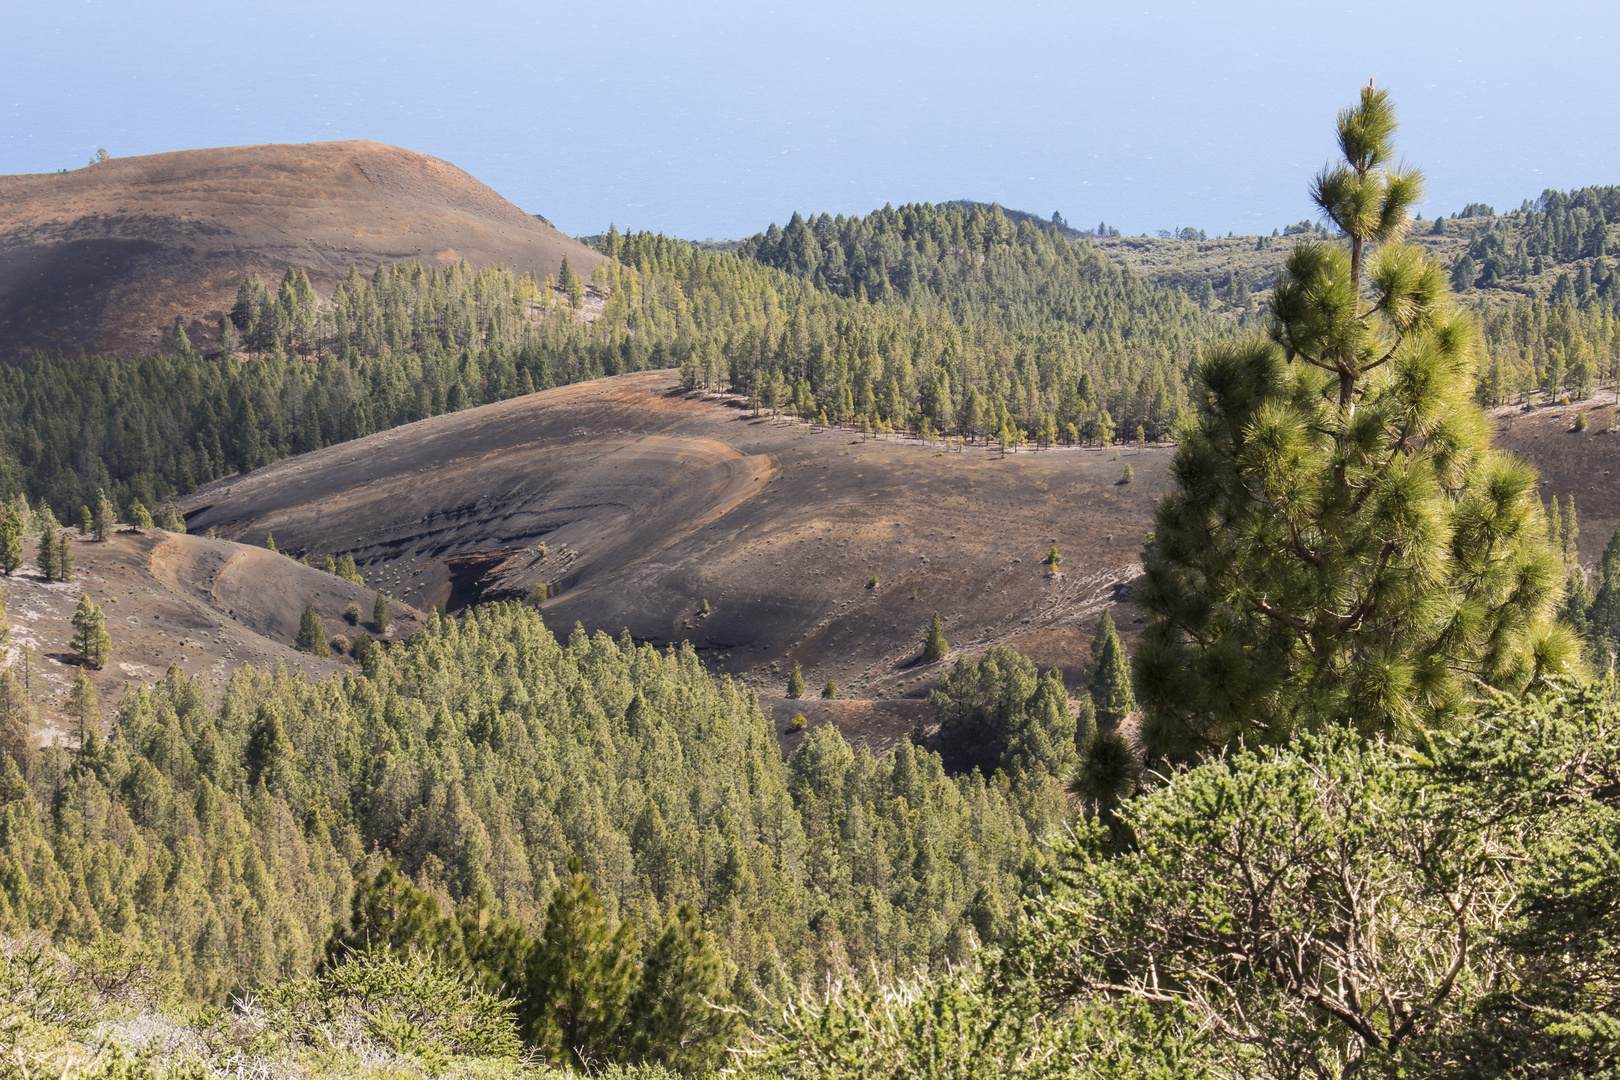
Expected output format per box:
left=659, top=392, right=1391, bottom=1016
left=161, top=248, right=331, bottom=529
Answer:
left=4, top=1, right=1616, bottom=240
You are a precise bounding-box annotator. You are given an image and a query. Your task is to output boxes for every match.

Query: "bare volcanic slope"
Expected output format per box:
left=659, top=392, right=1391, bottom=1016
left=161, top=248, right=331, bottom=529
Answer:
left=179, top=371, right=1173, bottom=750
left=1490, top=394, right=1620, bottom=566
left=0, top=141, right=605, bottom=359
left=8, top=529, right=425, bottom=746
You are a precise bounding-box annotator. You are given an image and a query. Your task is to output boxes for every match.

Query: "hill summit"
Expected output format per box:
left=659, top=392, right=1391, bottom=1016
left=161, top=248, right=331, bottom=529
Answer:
left=0, top=140, right=604, bottom=359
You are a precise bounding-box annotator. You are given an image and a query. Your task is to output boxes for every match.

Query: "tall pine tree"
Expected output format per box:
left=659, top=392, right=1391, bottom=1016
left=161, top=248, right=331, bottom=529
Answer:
left=295, top=601, right=328, bottom=656
left=1088, top=608, right=1136, bottom=726
left=0, top=510, right=19, bottom=575
left=522, top=856, right=637, bottom=1068
left=1133, top=85, right=1576, bottom=756
left=70, top=594, right=110, bottom=668
left=622, top=903, right=741, bottom=1073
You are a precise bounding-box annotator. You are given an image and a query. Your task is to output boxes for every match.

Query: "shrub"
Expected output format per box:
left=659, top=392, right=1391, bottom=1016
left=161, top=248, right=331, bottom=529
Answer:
left=246, top=950, right=524, bottom=1068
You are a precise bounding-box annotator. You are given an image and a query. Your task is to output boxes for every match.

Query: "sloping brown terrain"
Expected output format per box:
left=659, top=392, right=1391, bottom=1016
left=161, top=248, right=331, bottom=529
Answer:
left=0, top=141, right=605, bottom=359
left=153, top=370, right=1620, bottom=753
left=8, top=530, right=425, bottom=745
left=1490, top=394, right=1620, bottom=565
left=177, top=371, right=1172, bottom=746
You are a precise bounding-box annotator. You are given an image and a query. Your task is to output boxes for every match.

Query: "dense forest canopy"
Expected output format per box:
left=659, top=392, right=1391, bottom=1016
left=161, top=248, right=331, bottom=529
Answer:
left=0, top=605, right=1066, bottom=1002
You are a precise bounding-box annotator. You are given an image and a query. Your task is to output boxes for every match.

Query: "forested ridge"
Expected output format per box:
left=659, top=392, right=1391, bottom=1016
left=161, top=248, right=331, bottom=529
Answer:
left=0, top=201, right=1228, bottom=521
left=2, top=191, right=1616, bottom=523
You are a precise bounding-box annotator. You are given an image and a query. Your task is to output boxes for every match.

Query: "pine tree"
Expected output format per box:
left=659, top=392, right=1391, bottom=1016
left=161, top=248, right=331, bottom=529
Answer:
left=327, top=861, right=467, bottom=967
left=92, top=491, right=113, bottom=541
left=373, top=591, right=391, bottom=633
left=522, top=855, right=637, bottom=1068
left=1088, top=608, right=1136, bottom=726
left=1005, top=668, right=1079, bottom=779
left=1587, top=520, right=1620, bottom=656
left=265, top=533, right=279, bottom=553
left=1133, top=86, right=1576, bottom=755
left=623, top=903, right=741, bottom=1073
left=1562, top=494, right=1580, bottom=567
left=36, top=523, right=56, bottom=582
left=245, top=702, right=295, bottom=792
left=0, top=670, right=36, bottom=779
left=77, top=505, right=92, bottom=536
left=786, top=662, right=806, bottom=699
left=55, top=532, right=73, bottom=583
left=296, top=601, right=328, bottom=656
left=70, top=594, right=110, bottom=669
left=66, top=667, right=98, bottom=747
left=0, top=510, right=21, bottom=575
left=923, top=611, right=949, bottom=662
left=1066, top=729, right=1141, bottom=838
left=127, top=501, right=153, bottom=531
left=821, top=680, right=837, bottom=699
left=1073, top=689, right=1098, bottom=748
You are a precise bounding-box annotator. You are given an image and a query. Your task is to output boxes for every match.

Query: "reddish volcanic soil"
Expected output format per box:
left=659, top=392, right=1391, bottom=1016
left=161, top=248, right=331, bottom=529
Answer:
left=0, top=140, right=605, bottom=359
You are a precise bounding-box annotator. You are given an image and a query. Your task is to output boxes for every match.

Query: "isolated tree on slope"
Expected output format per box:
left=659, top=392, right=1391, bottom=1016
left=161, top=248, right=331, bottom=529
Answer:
left=296, top=601, right=328, bottom=656
left=92, top=491, right=114, bottom=542
left=55, top=531, right=74, bottom=583
left=67, top=667, right=99, bottom=747
left=36, top=523, right=56, bottom=582
left=0, top=510, right=22, bottom=575
left=1134, top=85, right=1577, bottom=757
left=71, top=594, right=110, bottom=669
left=1088, top=608, right=1135, bottom=726
left=922, top=611, right=949, bottom=662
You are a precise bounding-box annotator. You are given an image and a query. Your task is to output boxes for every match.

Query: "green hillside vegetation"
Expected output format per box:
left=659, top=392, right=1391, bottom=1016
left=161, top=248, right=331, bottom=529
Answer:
left=1087, top=191, right=1620, bottom=408
left=0, top=605, right=1062, bottom=1064
left=3, top=181, right=1615, bottom=524
left=5, top=87, right=1620, bottom=1080
left=1, top=208, right=1229, bottom=521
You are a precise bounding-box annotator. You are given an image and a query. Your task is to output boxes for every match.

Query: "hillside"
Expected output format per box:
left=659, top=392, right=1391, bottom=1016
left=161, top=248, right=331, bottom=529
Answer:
left=1089, top=193, right=1620, bottom=317
left=156, top=366, right=1620, bottom=751
left=0, top=140, right=605, bottom=360
left=6, top=528, right=425, bottom=744
left=177, top=370, right=1173, bottom=747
